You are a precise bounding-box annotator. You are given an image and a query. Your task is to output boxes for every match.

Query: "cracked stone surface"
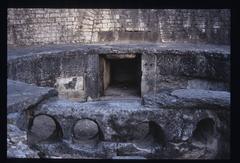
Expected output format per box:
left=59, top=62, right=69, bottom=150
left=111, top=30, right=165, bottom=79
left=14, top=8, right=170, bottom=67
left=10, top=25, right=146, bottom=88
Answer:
left=143, top=89, right=230, bottom=110
left=27, top=89, right=229, bottom=159
left=7, top=80, right=58, bottom=158
left=29, top=115, right=56, bottom=143
left=7, top=43, right=230, bottom=159
left=7, top=79, right=58, bottom=114
left=7, top=123, right=40, bottom=158
left=7, top=77, right=230, bottom=159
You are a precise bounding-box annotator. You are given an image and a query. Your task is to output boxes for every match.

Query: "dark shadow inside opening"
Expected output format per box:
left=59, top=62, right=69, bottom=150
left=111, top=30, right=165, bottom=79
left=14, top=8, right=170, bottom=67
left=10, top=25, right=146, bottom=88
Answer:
left=100, top=54, right=141, bottom=99
left=149, top=121, right=166, bottom=145
left=192, top=118, right=215, bottom=144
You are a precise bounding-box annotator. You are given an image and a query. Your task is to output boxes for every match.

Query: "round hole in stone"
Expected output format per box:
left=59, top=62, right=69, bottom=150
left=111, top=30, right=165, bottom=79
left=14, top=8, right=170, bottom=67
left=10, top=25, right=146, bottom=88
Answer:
left=73, top=119, right=99, bottom=140
left=29, top=114, right=56, bottom=142
left=192, top=118, right=215, bottom=144
left=149, top=121, right=166, bottom=145
left=132, top=122, right=150, bottom=140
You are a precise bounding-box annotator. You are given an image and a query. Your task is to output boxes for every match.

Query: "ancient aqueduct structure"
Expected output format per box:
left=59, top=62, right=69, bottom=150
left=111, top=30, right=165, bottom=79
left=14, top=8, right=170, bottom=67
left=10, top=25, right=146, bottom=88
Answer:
left=7, top=9, right=230, bottom=159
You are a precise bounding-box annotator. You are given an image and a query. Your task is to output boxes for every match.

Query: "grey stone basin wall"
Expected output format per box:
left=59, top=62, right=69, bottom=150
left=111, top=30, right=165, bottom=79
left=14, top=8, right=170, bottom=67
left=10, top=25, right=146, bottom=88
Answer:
left=24, top=89, right=230, bottom=159
left=8, top=51, right=88, bottom=99
left=7, top=77, right=230, bottom=159
left=141, top=50, right=230, bottom=94
left=7, top=8, right=230, bottom=159
left=8, top=43, right=230, bottom=100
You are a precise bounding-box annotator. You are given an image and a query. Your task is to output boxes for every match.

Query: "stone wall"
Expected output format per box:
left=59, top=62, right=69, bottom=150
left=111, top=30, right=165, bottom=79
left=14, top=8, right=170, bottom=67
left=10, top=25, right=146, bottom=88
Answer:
left=7, top=9, right=230, bottom=46
left=8, top=51, right=87, bottom=100
left=141, top=51, right=230, bottom=94
left=8, top=44, right=230, bottom=101
left=7, top=9, right=96, bottom=46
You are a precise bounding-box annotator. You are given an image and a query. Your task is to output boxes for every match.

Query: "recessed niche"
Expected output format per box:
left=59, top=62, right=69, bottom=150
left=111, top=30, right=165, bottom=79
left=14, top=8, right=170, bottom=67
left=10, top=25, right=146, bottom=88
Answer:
left=99, top=54, right=141, bottom=99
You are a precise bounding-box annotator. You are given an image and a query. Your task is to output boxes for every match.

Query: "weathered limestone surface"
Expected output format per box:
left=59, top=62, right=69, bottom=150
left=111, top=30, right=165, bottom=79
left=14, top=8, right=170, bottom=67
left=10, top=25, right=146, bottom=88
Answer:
left=8, top=43, right=230, bottom=101
left=25, top=88, right=230, bottom=159
left=7, top=124, right=40, bottom=158
left=7, top=79, right=58, bottom=114
left=7, top=73, right=230, bottom=159
left=7, top=43, right=230, bottom=159
left=73, top=119, right=99, bottom=140
left=187, top=79, right=229, bottom=90
left=29, top=115, right=57, bottom=143
left=7, top=8, right=230, bottom=160
left=7, top=112, right=40, bottom=158
left=171, top=89, right=230, bottom=108
left=142, top=89, right=230, bottom=109
left=8, top=9, right=230, bottom=46
left=112, top=156, right=146, bottom=159
left=7, top=43, right=230, bottom=60
left=7, top=80, right=59, bottom=158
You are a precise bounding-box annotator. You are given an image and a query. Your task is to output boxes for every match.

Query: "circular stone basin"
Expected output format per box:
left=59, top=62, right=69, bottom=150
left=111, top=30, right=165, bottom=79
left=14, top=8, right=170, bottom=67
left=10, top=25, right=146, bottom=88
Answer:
left=7, top=44, right=230, bottom=103
left=73, top=119, right=99, bottom=140
left=30, top=115, right=56, bottom=141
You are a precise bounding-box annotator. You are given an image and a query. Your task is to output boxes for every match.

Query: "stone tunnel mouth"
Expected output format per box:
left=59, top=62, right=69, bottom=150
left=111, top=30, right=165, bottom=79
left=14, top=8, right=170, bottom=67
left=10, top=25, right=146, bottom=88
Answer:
left=99, top=53, right=142, bottom=100
left=192, top=118, right=215, bottom=145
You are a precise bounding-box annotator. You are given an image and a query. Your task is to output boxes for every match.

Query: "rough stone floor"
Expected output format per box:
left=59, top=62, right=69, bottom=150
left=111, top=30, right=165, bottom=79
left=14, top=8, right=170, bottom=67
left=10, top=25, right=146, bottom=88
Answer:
left=101, top=84, right=140, bottom=100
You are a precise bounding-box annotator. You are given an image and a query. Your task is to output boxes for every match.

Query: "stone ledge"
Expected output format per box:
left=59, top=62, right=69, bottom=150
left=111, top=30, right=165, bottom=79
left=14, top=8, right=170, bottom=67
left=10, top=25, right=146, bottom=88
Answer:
left=7, top=79, right=58, bottom=114
left=8, top=43, right=230, bottom=61
left=142, top=89, right=230, bottom=110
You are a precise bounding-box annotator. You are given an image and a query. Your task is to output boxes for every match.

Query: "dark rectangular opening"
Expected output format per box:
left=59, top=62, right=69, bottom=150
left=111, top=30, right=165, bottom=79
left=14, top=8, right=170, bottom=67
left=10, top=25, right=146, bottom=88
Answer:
left=99, top=54, right=141, bottom=99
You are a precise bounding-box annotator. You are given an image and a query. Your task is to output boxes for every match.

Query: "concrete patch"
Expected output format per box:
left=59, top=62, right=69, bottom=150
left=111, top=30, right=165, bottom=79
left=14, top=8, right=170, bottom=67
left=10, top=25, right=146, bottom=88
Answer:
left=55, top=76, right=84, bottom=100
